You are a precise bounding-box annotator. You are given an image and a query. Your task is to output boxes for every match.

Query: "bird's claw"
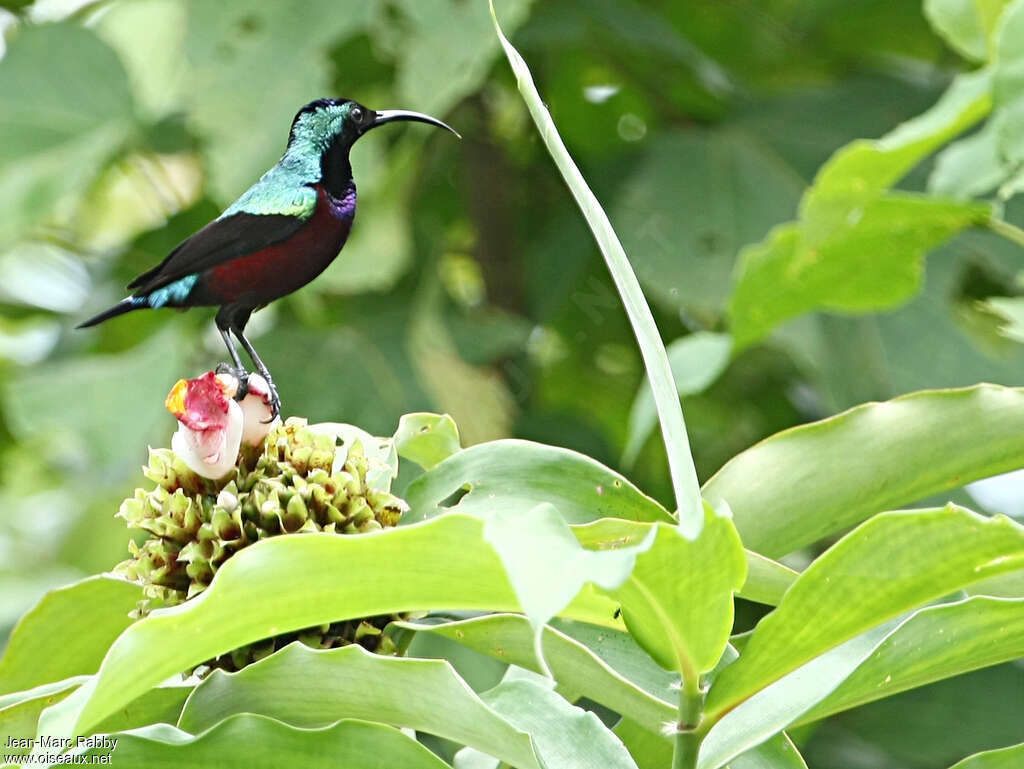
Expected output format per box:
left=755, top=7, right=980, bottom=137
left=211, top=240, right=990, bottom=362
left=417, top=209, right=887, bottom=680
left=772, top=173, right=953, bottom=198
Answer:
left=215, top=362, right=251, bottom=400
left=263, top=380, right=282, bottom=423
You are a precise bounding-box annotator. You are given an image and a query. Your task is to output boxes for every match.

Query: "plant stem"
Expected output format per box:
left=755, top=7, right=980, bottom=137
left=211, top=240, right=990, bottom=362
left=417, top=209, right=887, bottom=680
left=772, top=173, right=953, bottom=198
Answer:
left=672, top=676, right=706, bottom=769
left=987, top=215, right=1024, bottom=249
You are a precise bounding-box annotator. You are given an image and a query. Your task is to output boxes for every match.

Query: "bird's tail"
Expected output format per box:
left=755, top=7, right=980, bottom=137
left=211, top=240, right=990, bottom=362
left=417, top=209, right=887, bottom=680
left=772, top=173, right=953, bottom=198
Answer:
left=76, top=297, right=144, bottom=329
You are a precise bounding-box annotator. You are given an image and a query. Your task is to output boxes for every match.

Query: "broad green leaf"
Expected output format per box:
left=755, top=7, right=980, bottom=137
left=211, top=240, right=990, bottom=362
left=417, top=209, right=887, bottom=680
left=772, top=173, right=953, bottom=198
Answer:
left=0, top=577, right=141, bottom=696
left=612, top=718, right=672, bottom=769
left=705, top=506, right=1024, bottom=720
left=572, top=518, right=797, bottom=606
left=992, top=0, right=1024, bottom=168
left=610, top=508, right=746, bottom=678
left=614, top=718, right=809, bottom=769
left=701, top=618, right=903, bottom=769
left=0, top=22, right=135, bottom=245
left=924, top=0, right=988, bottom=60
left=0, top=678, right=84, bottom=761
left=77, top=715, right=449, bottom=768
left=728, top=69, right=993, bottom=347
left=623, top=332, right=733, bottom=467
left=38, top=514, right=619, bottom=738
left=402, top=614, right=676, bottom=734
left=612, top=131, right=803, bottom=317
left=929, top=121, right=1008, bottom=198
left=702, top=384, right=1024, bottom=557
left=949, top=743, right=1024, bottom=769
left=799, top=596, right=1024, bottom=723
left=729, top=195, right=991, bottom=349
left=177, top=643, right=543, bottom=769
left=403, top=439, right=675, bottom=526
left=92, top=686, right=193, bottom=735
left=484, top=503, right=651, bottom=633
left=481, top=673, right=638, bottom=769
left=799, top=70, right=991, bottom=234
left=491, top=0, right=703, bottom=534
left=393, top=412, right=462, bottom=471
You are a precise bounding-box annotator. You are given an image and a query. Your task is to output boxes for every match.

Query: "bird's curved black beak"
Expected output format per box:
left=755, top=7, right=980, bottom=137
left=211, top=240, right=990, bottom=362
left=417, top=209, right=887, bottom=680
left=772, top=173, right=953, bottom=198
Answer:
left=370, top=109, right=461, bottom=139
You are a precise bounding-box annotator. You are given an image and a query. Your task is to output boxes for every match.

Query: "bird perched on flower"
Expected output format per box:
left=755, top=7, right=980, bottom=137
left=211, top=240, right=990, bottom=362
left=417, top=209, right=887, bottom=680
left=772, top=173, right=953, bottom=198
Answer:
left=79, top=98, right=458, bottom=418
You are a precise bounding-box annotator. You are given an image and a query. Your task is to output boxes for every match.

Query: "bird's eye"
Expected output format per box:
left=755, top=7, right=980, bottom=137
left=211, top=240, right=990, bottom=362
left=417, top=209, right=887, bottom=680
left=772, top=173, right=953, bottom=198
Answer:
left=350, top=107, right=364, bottom=124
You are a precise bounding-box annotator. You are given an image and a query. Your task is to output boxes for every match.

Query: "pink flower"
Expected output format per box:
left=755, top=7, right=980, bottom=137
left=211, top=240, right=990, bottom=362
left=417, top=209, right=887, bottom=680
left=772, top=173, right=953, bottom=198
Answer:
left=164, top=371, right=279, bottom=479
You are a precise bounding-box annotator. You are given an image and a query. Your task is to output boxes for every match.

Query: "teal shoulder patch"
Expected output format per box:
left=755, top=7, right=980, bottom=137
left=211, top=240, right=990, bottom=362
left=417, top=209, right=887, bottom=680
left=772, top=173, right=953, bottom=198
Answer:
left=220, top=155, right=319, bottom=221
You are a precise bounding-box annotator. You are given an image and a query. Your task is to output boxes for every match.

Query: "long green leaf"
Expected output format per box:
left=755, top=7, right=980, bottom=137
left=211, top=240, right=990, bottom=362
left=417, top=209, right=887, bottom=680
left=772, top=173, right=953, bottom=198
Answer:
left=37, top=514, right=620, bottom=739
left=0, top=678, right=85, bottom=762
left=402, top=614, right=676, bottom=733
left=703, top=384, right=1024, bottom=557
left=798, top=595, right=1024, bottom=723
left=489, top=0, right=702, bottom=534
left=573, top=518, right=797, bottom=606
left=948, top=743, right=1024, bottom=769
left=705, top=506, right=1024, bottom=720
left=609, top=510, right=746, bottom=678
left=700, top=619, right=903, bottom=769
left=0, top=576, right=141, bottom=696
left=77, top=715, right=449, bottom=768
left=178, top=643, right=543, bottom=769
left=404, top=439, right=674, bottom=526
left=481, top=673, right=638, bottom=769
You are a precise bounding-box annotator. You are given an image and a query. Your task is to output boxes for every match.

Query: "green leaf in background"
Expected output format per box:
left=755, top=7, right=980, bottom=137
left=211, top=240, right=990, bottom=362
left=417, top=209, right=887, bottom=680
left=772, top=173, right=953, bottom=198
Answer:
left=393, top=412, right=462, bottom=471
left=992, top=0, right=1024, bottom=171
left=79, top=715, right=450, bottom=768
left=623, top=331, right=732, bottom=467
left=728, top=68, right=994, bottom=347
left=480, top=671, right=639, bottom=769
left=705, top=506, right=1024, bottom=720
left=403, top=439, right=675, bottom=525
left=3, top=326, right=188, bottom=474
left=490, top=0, right=703, bottom=535
left=402, top=614, right=675, bottom=735
left=928, top=120, right=1008, bottom=198
left=798, top=595, right=1024, bottom=723
left=180, top=0, right=372, bottom=200
left=729, top=196, right=992, bottom=348
left=178, top=643, right=543, bottom=769
left=38, top=514, right=619, bottom=739
left=391, top=0, right=533, bottom=117
left=702, top=384, right=1024, bottom=557
left=0, top=22, right=136, bottom=246
left=610, top=507, right=746, bottom=678
left=0, top=576, right=140, bottom=696
left=948, top=743, right=1024, bottom=769
left=613, top=131, right=803, bottom=317
left=985, top=296, right=1024, bottom=342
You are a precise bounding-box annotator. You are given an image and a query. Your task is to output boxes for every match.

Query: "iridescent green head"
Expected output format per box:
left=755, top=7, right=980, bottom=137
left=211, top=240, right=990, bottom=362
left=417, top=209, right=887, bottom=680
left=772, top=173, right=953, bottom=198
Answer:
left=287, top=98, right=459, bottom=157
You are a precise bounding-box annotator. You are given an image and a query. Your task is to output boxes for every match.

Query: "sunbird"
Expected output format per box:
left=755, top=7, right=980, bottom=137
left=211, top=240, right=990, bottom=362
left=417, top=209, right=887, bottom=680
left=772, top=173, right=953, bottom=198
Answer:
left=79, top=98, right=458, bottom=417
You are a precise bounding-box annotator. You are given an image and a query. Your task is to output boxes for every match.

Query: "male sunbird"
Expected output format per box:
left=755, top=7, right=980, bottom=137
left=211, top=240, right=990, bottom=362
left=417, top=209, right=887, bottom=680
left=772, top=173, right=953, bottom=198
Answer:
left=79, top=98, right=458, bottom=417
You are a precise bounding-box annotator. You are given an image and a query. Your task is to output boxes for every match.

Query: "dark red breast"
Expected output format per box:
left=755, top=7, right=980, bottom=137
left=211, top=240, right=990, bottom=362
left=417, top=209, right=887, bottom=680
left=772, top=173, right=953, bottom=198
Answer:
left=204, top=184, right=355, bottom=305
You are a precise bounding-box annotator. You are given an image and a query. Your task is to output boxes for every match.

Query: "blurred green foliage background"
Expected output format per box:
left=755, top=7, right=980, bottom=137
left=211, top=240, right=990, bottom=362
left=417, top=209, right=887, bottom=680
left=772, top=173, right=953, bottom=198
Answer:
left=2, top=1, right=1024, bottom=764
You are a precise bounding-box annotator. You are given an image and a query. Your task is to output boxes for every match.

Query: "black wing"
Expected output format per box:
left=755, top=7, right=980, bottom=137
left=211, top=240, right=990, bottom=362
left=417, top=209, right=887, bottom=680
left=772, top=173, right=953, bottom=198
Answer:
left=128, top=212, right=306, bottom=295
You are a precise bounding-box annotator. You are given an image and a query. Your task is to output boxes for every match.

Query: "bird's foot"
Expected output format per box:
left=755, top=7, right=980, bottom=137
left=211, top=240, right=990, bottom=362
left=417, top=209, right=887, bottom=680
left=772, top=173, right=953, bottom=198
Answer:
left=215, top=362, right=251, bottom=400
left=262, top=378, right=282, bottom=423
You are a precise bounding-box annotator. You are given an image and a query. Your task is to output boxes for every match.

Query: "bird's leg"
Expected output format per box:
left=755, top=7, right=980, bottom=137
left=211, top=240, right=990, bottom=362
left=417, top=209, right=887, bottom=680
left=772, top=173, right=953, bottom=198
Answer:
left=215, top=325, right=251, bottom=400
left=232, top=326, right=281, bottom=421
